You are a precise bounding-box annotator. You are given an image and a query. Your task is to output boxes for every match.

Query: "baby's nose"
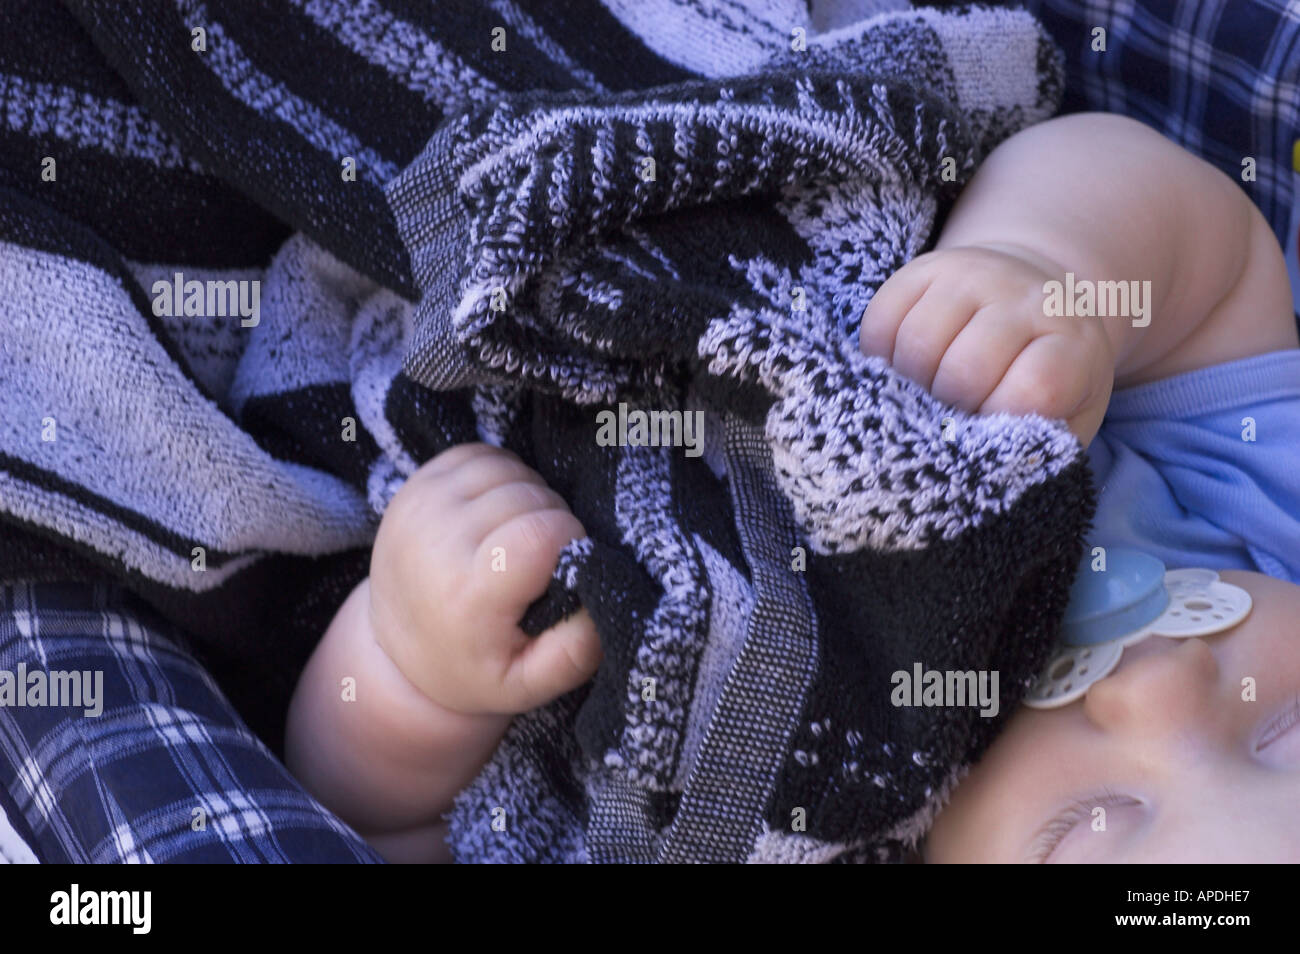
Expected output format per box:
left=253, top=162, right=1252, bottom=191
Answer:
left=1081, top=636, right=1221, bottom=736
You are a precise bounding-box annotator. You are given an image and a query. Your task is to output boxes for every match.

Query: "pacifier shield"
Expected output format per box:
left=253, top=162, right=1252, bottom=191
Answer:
left=1163, top=568, right=1220, bottom=587
left=1024, top=565, right=1252, bottom=710
left=1025, top=640, right=1124, bottom=709
left=1148, top=579, right=1252, bottom=638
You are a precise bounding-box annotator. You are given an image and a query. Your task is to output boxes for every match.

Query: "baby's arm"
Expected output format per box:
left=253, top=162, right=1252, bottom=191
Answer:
left=862, top=112, right=1298, bottom=444
left=935, top=112, right=1296, bottom=385
left=284, top=444, right=602, bottom=863
left=284, top=578, right=511, bottom=862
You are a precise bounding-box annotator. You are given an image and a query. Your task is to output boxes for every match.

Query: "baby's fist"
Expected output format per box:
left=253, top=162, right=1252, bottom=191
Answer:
left=368, top=443, right=601, bottom=716
left=860, top=245, right=1114, bottom=445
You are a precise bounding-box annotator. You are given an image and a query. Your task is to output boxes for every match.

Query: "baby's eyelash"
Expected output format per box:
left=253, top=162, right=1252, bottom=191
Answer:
left=1028, top=695, right=1300, bottom=861
left=1029, top=785, right=1127, bottom=863
left=1256, top=693, right=1300, bottom=751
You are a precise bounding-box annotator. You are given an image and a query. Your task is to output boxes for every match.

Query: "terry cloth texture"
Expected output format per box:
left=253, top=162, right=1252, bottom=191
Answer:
left=0, top=1, right=1093, bottom=862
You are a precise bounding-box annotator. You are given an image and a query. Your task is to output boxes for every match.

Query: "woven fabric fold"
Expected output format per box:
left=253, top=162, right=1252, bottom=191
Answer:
left=0, top=1, right=1090, bottom=861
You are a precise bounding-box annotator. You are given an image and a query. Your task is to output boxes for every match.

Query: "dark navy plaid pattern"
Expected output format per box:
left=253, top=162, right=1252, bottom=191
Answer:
left=998, top=0, right=1300, bottom=256
left=0, top=581, right=383, bottom=863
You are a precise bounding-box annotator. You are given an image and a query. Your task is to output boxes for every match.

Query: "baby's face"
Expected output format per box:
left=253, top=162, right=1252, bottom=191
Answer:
left=925, top=570, right=1300, bottom=862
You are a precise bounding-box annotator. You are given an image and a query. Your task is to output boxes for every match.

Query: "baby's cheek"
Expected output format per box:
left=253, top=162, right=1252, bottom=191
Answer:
left=927, top=706, right=1079, bottom=861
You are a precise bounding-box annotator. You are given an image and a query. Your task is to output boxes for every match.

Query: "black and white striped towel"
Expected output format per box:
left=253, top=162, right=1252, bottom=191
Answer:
left=0, top=0, right=1092, bottom=862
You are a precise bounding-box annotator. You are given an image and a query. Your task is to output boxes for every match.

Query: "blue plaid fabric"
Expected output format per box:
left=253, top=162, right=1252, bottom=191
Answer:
left=999, top=0, right=1300, bottom=255
left=0, top=580, right=383, bottom=863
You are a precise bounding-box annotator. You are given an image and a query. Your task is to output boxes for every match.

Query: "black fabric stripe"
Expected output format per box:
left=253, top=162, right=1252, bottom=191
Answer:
left=241, top=384, right=382, bottom=485
left=0, top=132, right=290, bottom=267
left=216, top=0, right=446, bottom=167
left=62, top=1, right=416, bottom=297
left=774, top=454, right=1095, bottom=845
left=378, top=0, right=588, bottom=93
left=0, top=452, right=247, bottom=565
left=511, top=0, right=698, bottom=89
left=383, top=373, right=479, bottom=464
left=509, top=395, right=666, bottom=763
left=673, top=447, right=750, bottom=585
left=0, top=0, right=137, bottom=100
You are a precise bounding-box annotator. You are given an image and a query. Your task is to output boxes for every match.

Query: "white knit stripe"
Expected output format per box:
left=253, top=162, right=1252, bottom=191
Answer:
left=470, top=384, right=520, bottom=447
left=0, top=471, right=261, bottom=589
left=455, top=98, right=900, bottom=210
left=484, top=0, right=607, bottom=92
left=711, top=0, right=812, bottom=45
left=125, top=260, right=264, bottom=405
left=919, top=7, right=1047, bottom=114
left=777, top=175, right=937, bottom=340
left=810, top=0, right=909, bottom=33
left=348, top=284, right=421, bottom=481
left=0, top=73, right=204, bottom=173
left=286, top=0, right=500, bottom=105
left=611, top=445, right=709, bottom=784
left=673, top=536, right=753, bottom=790
left=600, top=0, right=802, bottom=76
left=365, top=455, right=405, bottom=517
left=227, top=235, right=391, bottom=413
left=623, top=224, right=683, bottom=282
left=175, top=0, right=399, bottom=182
left=698, top=260, right=1081, bottom=553
left=448, top=95, right=910, bottom=332
left=746, top=823, right=858, bottom=863
left=0, top=244, right=376, bottom=572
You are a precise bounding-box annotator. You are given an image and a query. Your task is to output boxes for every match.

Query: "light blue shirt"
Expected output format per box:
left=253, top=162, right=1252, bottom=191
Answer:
left=1086, top=349, right=1300, bottom=584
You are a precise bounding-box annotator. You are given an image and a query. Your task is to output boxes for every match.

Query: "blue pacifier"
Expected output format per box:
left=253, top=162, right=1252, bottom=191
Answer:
left=1025, top=548, right=1253, bottom=709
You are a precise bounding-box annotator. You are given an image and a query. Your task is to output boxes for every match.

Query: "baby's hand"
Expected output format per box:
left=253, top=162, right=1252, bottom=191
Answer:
left=860, top=245, right=1115, bottom=445
left=367, top=443, right=602, bottom=716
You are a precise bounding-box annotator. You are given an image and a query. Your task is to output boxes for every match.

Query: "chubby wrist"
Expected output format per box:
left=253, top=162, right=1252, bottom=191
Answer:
left=364, top=574, right=456, bottom=713
left=947, top=239, right=1070, bottom=285
left=355, top=579, right=444, bottom=714
left=358, top=578, right=497, bottom=726
left=287, top=578, right=511, bottom=839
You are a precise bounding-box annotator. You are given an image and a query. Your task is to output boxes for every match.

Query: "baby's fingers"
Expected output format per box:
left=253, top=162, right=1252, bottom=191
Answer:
left=929, top=305, right=1036, bottom=412
left=980, top=332, right=1111, bottom=445
left=887, top=284, right=983, bottom=392
left=860, top=256, right=935, bottom=359
left=500, top=608, right=602, bottom=713
left=474, top=508, right=587, bottom=616
left=978, top=333, right=1092, bottom=422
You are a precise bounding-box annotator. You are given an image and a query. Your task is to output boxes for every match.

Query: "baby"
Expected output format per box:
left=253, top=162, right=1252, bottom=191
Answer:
left=284, top=112, right=1300, bottom=863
